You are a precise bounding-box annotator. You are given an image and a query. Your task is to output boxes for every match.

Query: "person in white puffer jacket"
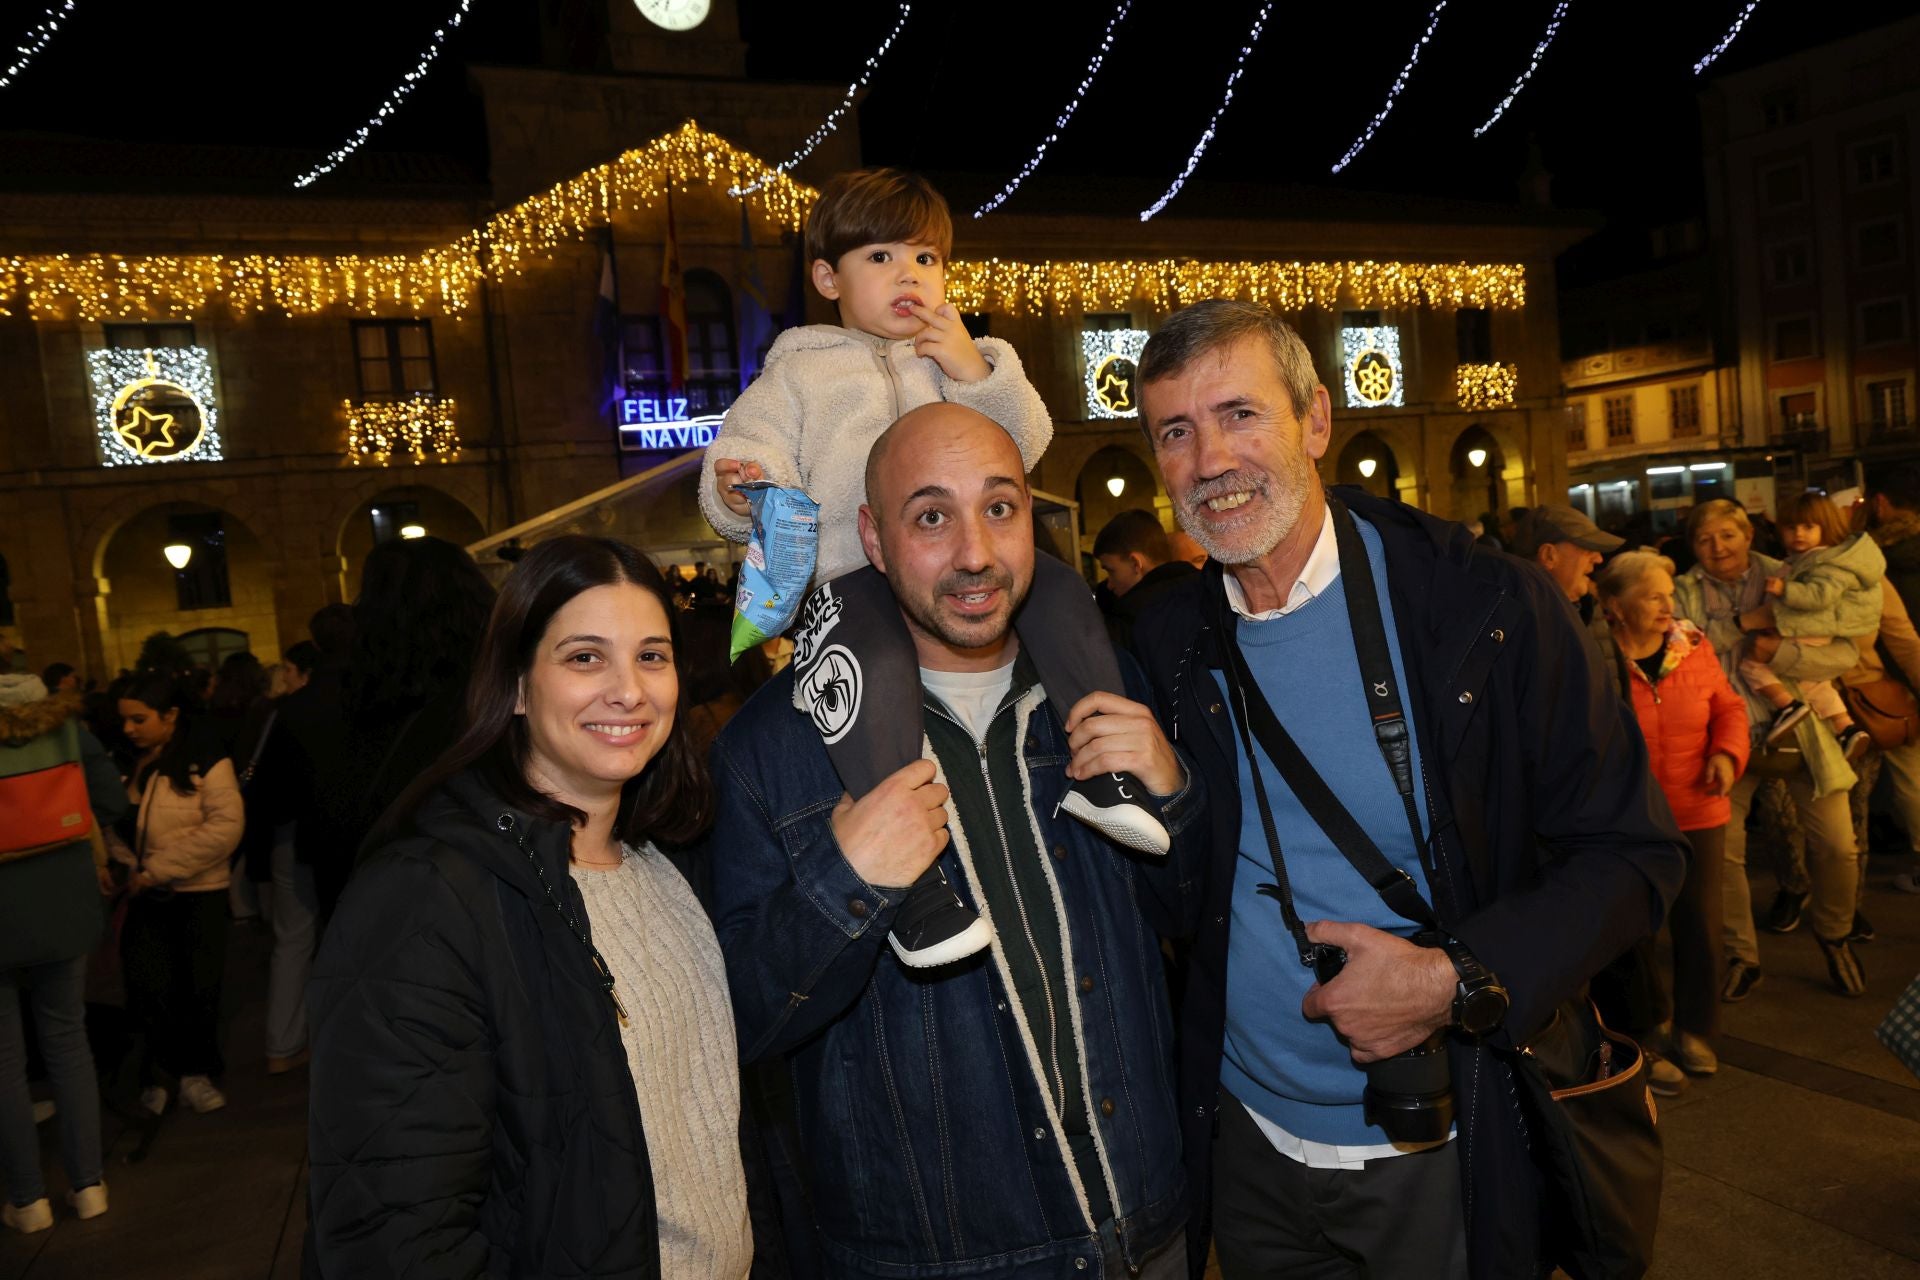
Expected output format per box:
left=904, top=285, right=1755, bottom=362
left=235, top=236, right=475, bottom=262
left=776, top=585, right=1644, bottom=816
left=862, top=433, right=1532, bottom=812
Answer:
left=701, top=169, right=1173, bottom=971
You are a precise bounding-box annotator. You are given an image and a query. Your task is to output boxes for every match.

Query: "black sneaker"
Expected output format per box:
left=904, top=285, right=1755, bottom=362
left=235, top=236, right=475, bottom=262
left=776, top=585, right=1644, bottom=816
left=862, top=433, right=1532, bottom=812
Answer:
left=1764, top=888, right=1809, bottom=934
left=1837, top=725, right=1873, bottom=764
left=888, top=865, right=993, bottom=969
left=1817, top=935, right=1866, bottom=997
left=1721, top=960, right=1763, bottom=1003
left=1764, top=700, right=1812, bottom=745
left=1847, top=910, right=1875, bottom=944
left=1057, top=772, right=1170, bottom=856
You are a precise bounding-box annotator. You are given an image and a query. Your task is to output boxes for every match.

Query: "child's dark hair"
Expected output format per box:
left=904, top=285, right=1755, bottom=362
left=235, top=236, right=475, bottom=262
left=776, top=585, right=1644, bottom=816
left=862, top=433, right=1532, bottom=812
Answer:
left=804, top=168, right=953, bottom=270
left=1777, top=490, right=1850, bottom=549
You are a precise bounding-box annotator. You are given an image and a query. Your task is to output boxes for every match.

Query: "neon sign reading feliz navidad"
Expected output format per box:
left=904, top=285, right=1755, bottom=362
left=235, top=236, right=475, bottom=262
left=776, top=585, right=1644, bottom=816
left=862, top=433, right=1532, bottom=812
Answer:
left=618, top=403, right=723, bottom=453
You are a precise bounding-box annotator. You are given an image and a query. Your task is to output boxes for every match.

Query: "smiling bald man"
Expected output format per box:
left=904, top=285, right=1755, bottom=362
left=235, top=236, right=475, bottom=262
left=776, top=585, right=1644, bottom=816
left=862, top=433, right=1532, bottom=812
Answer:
left=710, top=401, right=1206, bottom=1280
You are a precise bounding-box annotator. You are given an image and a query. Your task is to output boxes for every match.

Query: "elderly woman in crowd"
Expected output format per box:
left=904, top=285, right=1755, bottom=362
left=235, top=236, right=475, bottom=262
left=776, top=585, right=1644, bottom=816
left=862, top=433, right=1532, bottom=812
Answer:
left=1673, top=499, right=1864, bottom=998
left=1597, top=551, right=1749, bottom=1081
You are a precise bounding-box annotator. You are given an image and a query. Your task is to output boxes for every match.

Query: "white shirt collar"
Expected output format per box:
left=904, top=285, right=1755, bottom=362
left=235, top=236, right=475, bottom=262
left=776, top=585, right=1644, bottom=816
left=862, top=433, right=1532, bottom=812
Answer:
left=1222, top=505, right=1339, bottom=621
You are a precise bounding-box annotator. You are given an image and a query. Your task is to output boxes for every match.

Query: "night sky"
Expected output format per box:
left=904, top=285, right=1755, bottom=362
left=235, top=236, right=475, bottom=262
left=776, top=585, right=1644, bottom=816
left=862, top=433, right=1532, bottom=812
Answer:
left=3, top=0, right=1912, bottom=260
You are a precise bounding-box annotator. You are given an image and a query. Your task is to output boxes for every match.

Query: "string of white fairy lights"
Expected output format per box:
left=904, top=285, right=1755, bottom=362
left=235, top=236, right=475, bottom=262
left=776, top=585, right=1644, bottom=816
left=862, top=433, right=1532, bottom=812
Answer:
left=730, top=2, right=912, bottom=196
left=0, top=0, right=75, bottom=91
left=292, top=0, right=474, bottom=188
left=974, top=0, right=1134, bottom=218
left=1473, top=0, right=1571, bottom=137
left=1330, top=0, right=1448, bottom=174
left=1139, top=0, right=1274, bottom=222
left=1694, top=0, right=1765, bottom=75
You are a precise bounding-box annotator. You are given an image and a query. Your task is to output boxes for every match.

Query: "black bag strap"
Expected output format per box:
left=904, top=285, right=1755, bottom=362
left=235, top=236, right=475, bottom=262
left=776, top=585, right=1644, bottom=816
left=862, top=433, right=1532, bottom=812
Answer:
left=1213, top=499, right=1438, bottom=969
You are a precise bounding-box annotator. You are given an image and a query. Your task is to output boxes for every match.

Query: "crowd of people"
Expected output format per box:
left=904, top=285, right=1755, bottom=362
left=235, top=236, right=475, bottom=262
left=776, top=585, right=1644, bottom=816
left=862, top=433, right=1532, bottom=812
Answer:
left=0, top=165, right=1915, bottom=1280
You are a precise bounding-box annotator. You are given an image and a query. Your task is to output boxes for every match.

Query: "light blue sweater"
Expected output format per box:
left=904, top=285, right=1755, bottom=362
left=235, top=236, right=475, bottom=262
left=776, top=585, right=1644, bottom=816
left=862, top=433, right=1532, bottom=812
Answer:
left=1214, top=519, right=1433, bottom=1144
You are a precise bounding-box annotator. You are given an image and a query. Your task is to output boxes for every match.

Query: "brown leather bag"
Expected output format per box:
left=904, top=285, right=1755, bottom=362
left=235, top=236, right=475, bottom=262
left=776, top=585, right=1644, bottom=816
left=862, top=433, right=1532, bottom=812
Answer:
left=1842, top=677, right=1920, bottom=749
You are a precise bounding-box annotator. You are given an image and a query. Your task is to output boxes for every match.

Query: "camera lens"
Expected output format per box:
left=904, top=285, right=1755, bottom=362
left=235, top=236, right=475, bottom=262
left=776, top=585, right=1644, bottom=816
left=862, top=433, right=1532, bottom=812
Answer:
left=1362, top=1030, right=1455, bottom=1145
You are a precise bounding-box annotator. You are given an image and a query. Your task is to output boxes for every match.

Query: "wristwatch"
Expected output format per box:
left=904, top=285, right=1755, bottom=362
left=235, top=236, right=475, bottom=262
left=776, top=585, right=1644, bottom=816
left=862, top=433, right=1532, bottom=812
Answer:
left=1440, top=938, right=1509, bottom=1038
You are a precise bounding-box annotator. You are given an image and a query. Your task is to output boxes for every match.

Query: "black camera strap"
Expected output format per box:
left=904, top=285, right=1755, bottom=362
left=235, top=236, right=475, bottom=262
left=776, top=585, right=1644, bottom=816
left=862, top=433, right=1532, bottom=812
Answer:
left=1215, top=498, right=1438, bottom=973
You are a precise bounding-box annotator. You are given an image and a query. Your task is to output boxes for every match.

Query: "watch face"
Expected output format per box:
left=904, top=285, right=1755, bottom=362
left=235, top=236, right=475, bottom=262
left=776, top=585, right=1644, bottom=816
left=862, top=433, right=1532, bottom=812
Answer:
left=1459, top=986, right=1508, bottom=1036
left=636, top=0, right=710, bottom=31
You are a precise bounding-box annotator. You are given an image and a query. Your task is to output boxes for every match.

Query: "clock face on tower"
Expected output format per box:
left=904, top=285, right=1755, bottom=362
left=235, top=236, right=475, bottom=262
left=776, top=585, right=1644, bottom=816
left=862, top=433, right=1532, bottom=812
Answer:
left=635, top=0, right=709, bottom=30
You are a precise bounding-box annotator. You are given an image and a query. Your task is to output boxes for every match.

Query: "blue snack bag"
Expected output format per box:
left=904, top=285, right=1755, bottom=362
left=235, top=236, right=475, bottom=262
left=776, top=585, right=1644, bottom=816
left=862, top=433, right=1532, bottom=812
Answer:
left=730, top=482, right=820, bottom=663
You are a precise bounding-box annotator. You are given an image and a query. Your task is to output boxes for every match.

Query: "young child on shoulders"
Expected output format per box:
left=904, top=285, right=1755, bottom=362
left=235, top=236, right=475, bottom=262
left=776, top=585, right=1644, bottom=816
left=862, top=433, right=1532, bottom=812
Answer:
left=700, top=169, right=1169, bottom=969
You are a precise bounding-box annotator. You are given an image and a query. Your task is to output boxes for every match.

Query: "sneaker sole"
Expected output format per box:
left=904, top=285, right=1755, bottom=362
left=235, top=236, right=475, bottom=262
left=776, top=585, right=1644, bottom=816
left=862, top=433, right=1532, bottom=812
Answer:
left=890, top=916, right=995, bottom=969
left=1722, top=971, right=1762, bottom=1003
left=184, top=1096, right=227, bottom=1114
left=1764, top=704, right=1813, bottom=744
left=1763, top=915, right=1802, bottom=934
left=1056, top=795, right=1170, bottom=856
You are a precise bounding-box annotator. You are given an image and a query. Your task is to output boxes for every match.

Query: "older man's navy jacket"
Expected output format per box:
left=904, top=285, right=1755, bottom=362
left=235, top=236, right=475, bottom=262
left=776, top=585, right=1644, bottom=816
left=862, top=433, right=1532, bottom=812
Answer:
left=1130, top=487, right=1688, bottom=1280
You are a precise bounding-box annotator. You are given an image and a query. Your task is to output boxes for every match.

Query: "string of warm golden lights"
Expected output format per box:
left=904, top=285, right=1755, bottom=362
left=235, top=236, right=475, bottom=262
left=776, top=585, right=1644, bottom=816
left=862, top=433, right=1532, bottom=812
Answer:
left=1455, top=361, right=1519, bottom=410
left=344, top=397, right=459, bottom=464
left=946, top=259, right=1525, bottom=316
left=0, top=121, right=1526, bottom=322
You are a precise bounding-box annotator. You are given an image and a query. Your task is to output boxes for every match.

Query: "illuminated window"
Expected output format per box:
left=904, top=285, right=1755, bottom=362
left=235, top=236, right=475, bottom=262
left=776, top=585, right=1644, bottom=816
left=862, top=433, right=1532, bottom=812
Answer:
left=1604, top=396, right=1634, bottom=445
left=1670, top=385, right=1702, bottom=438
left=1868, top=380, right=1908, bottom=429
left=353, top=321, right=438, bottom=401
left=1565, top=403, right=1588, bottom=453
left=684, top=270, right=739, bottom=416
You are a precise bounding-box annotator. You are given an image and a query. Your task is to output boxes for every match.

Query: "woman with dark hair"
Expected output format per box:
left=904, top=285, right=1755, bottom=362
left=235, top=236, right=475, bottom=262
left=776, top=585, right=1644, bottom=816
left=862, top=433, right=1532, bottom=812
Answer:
left=308, top=536, right=752, bottom=1278
left=307, top=535, right=496, bottom=917
left=114, top=673, right=243, bottom=1117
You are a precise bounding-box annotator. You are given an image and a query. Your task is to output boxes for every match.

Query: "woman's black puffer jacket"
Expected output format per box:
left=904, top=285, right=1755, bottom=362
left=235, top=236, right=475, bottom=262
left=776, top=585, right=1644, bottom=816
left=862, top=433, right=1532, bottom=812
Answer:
left=307, top=769, right=662, bottom=1277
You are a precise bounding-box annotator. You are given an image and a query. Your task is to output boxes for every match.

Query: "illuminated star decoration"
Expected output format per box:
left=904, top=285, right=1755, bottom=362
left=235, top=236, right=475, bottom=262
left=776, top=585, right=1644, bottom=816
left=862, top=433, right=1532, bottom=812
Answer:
left=1693, top=0, right=1765, bottom=75
left=1331, top=0, right=1449, bottom=174
left=116, top=404, right=181, bottom=458
left=1095, top=362, right=1134, bottom=413
left=0, top=0, right=75, bottom=90
left=1141, top=0, right=1273, bottom=221
left=731, top=3, right=912, bottom=196
left=975, top=0, right=1135, bottom=217
left=1473, top=0, right=1572, bottom=137
left=293, top=0, right=475, bottom=188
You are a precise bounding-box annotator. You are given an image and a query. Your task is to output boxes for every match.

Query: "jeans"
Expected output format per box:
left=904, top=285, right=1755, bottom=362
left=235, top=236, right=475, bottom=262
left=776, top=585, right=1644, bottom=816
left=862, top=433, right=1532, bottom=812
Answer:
left=0, top=957, right=103, bottom=1203
left=121, top=890, right=230, bottom=1080
left=265, top=826, right=317, bottom=1060
left=1725, top=770, right=1856, bottom=965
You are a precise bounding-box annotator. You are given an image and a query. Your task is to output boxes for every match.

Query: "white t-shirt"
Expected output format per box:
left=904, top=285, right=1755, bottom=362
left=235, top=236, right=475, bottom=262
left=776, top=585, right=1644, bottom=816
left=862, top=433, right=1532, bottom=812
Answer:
left=920, top=659, right=1017, bottom=743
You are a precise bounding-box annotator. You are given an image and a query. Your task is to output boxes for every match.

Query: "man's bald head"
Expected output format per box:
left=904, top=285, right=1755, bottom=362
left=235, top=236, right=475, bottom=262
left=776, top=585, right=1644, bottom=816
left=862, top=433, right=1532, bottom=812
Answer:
left=857, top=401, right=1035, bottom=670
left=864, top=401, right=1028, bottom=527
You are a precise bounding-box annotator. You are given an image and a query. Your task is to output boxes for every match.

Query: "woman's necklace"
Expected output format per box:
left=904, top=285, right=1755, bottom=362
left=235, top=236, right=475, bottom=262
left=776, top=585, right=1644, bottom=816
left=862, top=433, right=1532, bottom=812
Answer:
left=493, top=813, right=631, bottom=1027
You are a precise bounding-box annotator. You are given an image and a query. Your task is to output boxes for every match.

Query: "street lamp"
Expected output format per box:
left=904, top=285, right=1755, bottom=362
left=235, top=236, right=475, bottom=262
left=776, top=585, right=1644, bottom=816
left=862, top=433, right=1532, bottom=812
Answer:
left=163, top=543, right=193, bottom=570
left=1106, top=477, right=1125, bottom=498
left=1467, top=447, right=1488, bottom=469
left=1358, top=457, right=1378, bottom=478
left=399, top=524, right=427, bottom=540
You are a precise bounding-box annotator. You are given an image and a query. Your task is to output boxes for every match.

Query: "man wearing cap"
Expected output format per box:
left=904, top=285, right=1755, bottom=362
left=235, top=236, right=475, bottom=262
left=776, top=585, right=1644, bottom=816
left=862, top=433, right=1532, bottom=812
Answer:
left=1512, top=505, right=1626, bottom=685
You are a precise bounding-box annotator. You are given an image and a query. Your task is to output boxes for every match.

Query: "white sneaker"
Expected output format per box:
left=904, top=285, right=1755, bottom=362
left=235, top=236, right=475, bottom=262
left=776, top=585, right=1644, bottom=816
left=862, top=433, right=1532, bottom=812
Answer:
left=67, top=1183, right=108, bottom=1220
left=1675, top=1031, right=1719, bottom=1076
left=178, top=1075, right=226, bottom=1114
left=2, top=1198, right=53, bottom=1233
left=139, top=1086, right=168, bottom=1116
left=1893, top=868, right=1920, bottom=895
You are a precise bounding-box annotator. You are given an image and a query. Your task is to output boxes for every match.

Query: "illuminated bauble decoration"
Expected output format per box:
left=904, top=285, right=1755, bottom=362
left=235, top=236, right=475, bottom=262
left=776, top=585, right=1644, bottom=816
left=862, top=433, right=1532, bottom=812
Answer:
left=111, top=378, right=208, bottom=461
left=1468, top=447, right=1489, bottom=468
left=1082, top=328, right=1151, bottom=419
left=1106, top=476, right=1126, bottom=498
left=163, top=543, right=193, bottom=570
left=1358, top=457, right=1378, bottom=478
left=400, top=524, right=428, bottom=540
left=636, top=0, right=710, bottom=30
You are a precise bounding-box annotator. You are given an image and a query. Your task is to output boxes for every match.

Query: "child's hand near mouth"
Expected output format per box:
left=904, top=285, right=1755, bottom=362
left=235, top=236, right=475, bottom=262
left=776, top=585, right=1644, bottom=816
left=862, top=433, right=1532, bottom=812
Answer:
left=907, top=301, right=989, bottom=382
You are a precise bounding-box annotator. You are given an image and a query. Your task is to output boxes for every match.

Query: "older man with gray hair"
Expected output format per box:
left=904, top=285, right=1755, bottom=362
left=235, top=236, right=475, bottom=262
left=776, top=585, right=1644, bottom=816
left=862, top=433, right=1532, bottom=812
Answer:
left=1126, top=299, right=1686, bottom=1279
